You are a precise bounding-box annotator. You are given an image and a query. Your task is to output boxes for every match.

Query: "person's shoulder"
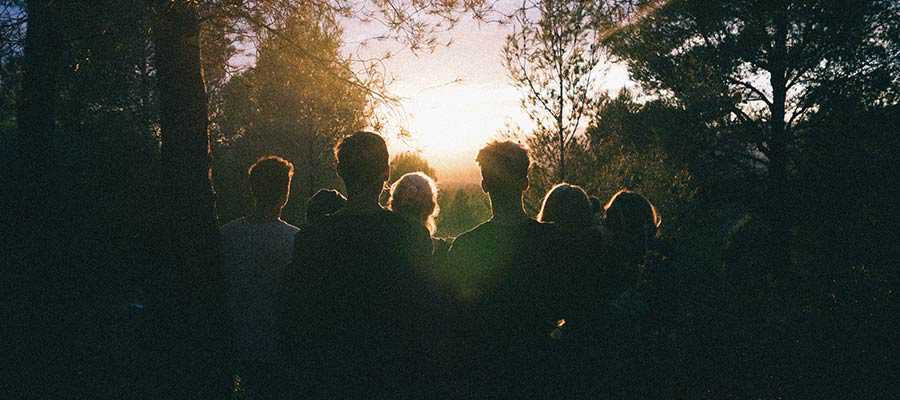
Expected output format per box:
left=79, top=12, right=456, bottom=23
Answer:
left=329, top=207, right=397, bottom=227
left=312, top=208, right=421, bottom=241
left=220, top=217, right=247, bottom=235
left=294, top=214, right=342, bottom=243
left=524, top=218, right=563, bottom=240
left=221, top=216, right=246, bottom=228
left=526, top=217, right=553, bottom=231
left=384, top=210, right=432, bottom=249
left=277, top=219, right=300, bottom=234
left=448, top=220, right=493, bottom=252
left=377, top=207, right=411, bottom=226
left=456, top=219, right=493, bottom=240
left=368, top=208, right=425, bottom=236
left=433, top=236, right=453, bottom=249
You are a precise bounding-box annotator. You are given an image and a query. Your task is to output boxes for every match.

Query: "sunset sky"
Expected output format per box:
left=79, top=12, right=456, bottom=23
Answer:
left=342, top=12, right=633, bottom=184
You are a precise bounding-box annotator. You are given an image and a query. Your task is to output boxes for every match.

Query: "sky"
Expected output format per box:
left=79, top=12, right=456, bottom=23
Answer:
left=340, top=8, right=632, bottom=184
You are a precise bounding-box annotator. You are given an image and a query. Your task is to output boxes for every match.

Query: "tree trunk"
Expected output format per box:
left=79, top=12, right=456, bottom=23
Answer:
left=557, top=9, right=566, bottom=183
left=559, top=84, right=566, bottom=182
left=150, top=1, right=227, bottom=397
left=12, top=2, right=68, bottom=397
left=559, top=125, right=566, bottom=182
left=16, top=3, right=61, bottom=172
left=766, top=7, right=793, bottom=275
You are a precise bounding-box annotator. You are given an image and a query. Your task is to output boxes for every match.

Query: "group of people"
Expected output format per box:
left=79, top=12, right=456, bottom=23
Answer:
left=221, top=131, right=667, bottom=399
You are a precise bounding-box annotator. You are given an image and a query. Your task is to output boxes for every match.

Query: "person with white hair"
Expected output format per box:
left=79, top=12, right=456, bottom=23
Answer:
left=388, top=171, right=452, bottom=267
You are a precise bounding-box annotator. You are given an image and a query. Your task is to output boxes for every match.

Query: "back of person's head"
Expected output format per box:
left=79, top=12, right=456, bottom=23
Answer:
left=306, top=189, right=346, bottom=224
left=335, top=131, right=390, bottom=196
left=248, top=156, right=294, bottom=210
left=388, top=172, right=440, bottom=234
left=603, top=189, right=662, bottom=246
left=537, top=183, right=593, bottom=227
left=476, top=140, right=530, bottom=195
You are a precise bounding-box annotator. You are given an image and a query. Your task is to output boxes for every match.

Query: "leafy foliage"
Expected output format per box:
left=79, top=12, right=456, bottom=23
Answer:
left=503, top=0, right=609, bottom=181
left=213, top=7, right=370, bottom=225
left=584, top=91, right=698, bottom=236
left=603, top=0, right=900, bottom=206
left=389, top=151, right=437, bottom=183
left=436, top=185, right=491, bottom=238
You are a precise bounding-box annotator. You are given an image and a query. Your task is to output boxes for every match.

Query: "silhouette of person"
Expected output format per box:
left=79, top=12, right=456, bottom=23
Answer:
left=537, top=183, right=604, bottom=330
left=573, top=189, right=671, bottom=398
left=388, top=172, right=452, bottom=266
left=602, top=189, right=664, bottom=275
left=600, top=189, right=674, bottom=329
left=446, top=140, right=563, bottom=397
left=220, top=156, right=299, bottom=400
left=278, top=132, right=436, bottom=399
left=305, top=188, right=346, bottom=225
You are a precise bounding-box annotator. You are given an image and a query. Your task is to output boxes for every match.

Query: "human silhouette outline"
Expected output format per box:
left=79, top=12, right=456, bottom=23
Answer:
left=537, top=183, right=603, bottom=320
left=569, top=189, right=674, bottom=398
left=445, top=140, right=564, bottom=397
left=388, top=172, right=452, bottom=265
left=278, top=132, right=437, bottom=399
left=220, top=156, right=299, bottom=400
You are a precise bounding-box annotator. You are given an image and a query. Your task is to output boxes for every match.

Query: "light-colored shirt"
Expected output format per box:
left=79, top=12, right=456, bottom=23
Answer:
left=221, top=217, right=299, bottom=363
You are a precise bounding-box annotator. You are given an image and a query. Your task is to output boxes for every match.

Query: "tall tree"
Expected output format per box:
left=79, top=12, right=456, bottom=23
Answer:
left=503, top=0, right=608, bottom=181
left=16, top=0, right=60, bottom=186
left=150, top=1, right=227, bottom=397
left=11, top=2, right=66, bottom=397
left=0, top=1, right=24, bottom=135
left=603, top=0, right=900, bottom=269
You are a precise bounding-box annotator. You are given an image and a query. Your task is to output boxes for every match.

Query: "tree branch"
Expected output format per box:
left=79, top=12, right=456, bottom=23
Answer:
left=727, top=77, right=773, bottom=108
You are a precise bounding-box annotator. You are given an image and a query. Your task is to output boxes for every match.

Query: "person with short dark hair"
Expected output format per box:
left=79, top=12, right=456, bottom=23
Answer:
left=305, top=188, right=346, bottom=225
left=247, top=156, right=296, bottom=218
left=579, top=189, right=672, bottom=398
left=603, top=189, right=663, bottom=270
left=220, top=155, right=298, bottom=400
left=537, top=183, right=604, bottom=333
left=446, top=140, right=563, bottom=397
left=538, top=183, right=594, bottom=229
left=279, top=131, right=436, bottom=399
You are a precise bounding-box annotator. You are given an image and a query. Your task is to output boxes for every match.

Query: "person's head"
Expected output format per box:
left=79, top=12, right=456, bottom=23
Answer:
left=537, top=183, right=593, bottom=227
left=388, top=172, right=440, bottom=234
left=306, top=189, right=346, bottom=224
left=248, top=156, right=294, bottom=213
left=476, top=140, right=530, bottom=197
left=603, top=189, right=662, bottom=248
left=335, top=131, right=390, bottom=200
